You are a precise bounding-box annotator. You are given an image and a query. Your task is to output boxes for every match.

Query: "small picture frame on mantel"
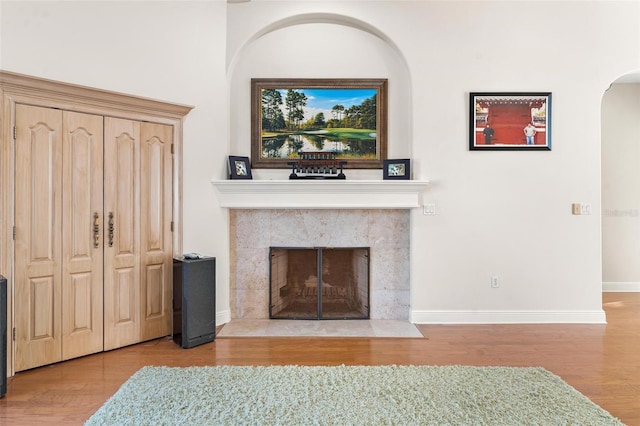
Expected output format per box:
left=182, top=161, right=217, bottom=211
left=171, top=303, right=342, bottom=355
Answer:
left=228, top=156, right=253, bottom=180
left=383, top=159, right=411, bottom=180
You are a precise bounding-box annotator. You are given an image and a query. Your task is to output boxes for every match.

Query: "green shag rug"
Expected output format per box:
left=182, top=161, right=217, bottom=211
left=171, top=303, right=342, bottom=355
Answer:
left=85, top=365, right=623, bottom=425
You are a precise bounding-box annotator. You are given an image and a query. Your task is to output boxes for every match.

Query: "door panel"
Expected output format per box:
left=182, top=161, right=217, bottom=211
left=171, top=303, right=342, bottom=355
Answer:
left=15, top=110, right=173, bottom=365
left=103, top=117, right=141, bottom=351
left=115, top=267, right=137, bottom=322
left=15, top=105, right=63, bottom=371
left=61, top=111, right=104, bottom=359
left=140, top=123, right=173, bottom=340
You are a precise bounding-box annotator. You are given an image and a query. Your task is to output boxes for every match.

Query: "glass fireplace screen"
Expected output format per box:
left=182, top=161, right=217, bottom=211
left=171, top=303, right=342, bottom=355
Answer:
left=269, top=247, right=370, bottom=320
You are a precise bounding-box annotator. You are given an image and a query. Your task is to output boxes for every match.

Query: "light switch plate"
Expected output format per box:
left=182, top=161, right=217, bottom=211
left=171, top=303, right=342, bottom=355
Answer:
left=572, top=203, right=592, bottom=215
left=423, top=203, right=436, bottom=215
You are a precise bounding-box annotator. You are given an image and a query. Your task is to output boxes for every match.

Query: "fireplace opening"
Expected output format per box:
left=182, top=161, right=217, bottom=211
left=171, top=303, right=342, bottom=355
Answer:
left=269, top=247, right=370, bottom=320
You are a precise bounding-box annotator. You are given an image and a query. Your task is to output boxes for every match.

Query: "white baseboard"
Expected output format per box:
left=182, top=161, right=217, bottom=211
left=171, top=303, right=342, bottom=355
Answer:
left=602, top=282, right=640, bottom=292
left=220, top=308, right=614, bottom=326
left=410, top=309, right=607, bottom=324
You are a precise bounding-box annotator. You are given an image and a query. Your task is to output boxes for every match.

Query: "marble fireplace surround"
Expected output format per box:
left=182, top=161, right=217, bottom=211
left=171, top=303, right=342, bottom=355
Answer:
left=212, top=180, right=429, bottom=321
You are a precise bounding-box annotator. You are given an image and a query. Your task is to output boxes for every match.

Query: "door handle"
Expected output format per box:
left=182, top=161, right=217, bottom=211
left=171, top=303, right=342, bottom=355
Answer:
left=93, top=212, right=100, bottom=248
left=108, top=212, right=114, bottom=247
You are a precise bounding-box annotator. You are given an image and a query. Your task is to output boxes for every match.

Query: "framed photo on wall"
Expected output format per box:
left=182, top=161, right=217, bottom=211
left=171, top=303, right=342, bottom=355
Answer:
left=383, top=159, right=411, bottom=180
left=469, top=92, right=552, bottom=150
left=251, top=78, right=388, bottom=169
left=228, top=156, right=252, bottom=179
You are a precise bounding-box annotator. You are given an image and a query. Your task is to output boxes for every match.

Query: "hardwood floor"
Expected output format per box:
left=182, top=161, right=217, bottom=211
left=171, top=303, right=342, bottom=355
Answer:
left=1, top=292, right=638, bottom=425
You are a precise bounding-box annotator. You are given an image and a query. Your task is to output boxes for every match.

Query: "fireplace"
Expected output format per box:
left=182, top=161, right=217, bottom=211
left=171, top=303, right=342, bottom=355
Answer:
left=213, top=179, right=428, bottom=323
left=228, top=209, right=411, bottom=321
left=269, top=247, right=370, bottom=319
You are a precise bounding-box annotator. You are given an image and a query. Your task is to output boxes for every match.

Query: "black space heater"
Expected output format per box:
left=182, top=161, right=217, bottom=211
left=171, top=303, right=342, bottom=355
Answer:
left=172, top=256, right=216, bottom=349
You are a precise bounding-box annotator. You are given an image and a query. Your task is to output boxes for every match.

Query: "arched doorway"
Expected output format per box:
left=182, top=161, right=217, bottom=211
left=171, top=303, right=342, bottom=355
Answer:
left=601, top=71, right=640, bottom=292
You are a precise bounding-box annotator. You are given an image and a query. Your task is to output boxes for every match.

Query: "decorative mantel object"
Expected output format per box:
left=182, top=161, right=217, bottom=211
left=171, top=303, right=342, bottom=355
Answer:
left=288, top=152, right=346, bottom=179
left=383, top=159, right=411, bottom=180
left=228, top=156, right=252, bottom=179
left=469, top=92, right=552, bottom=150
left=251, top=78, right=388, bottom=169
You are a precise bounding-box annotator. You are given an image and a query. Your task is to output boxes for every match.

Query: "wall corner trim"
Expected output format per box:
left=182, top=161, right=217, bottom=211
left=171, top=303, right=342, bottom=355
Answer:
left=217, top=309, right=232, bottom=326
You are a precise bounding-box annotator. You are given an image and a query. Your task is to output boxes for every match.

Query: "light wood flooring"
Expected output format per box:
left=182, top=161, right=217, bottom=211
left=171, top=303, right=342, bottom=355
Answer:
left=0, top=292, right=638, bottom=425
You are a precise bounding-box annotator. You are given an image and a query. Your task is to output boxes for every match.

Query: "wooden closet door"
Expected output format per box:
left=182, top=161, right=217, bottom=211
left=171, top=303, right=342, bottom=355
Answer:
left=61, top=111, right=104, bottom=360
left=14, top=105, right=63, bottom=371
left=103, top=117, right=141, bottom=350
left=139, top=122, right=173, bottom=340
left=103, top=119, right=173, bottom=349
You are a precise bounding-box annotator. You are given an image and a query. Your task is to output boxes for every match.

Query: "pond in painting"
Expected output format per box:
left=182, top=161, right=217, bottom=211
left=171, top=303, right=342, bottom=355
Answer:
left=261, top=132, right=376, bottom=160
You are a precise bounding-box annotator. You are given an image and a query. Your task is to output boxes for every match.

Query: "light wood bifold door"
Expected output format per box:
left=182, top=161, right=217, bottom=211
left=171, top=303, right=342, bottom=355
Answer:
left=103, top=118, right=173, bottom=351
left=14, top=106, right=174, bottom=371
left=1, top=70, right=190, bottom=376
left=15, top=106, right=105, bottom=371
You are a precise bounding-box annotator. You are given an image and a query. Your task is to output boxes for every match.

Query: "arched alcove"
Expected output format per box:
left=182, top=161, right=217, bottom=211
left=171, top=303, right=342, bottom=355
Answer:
left=227, top=14, right=413, bottom=179
left=223, top=14, right=418, bottom=321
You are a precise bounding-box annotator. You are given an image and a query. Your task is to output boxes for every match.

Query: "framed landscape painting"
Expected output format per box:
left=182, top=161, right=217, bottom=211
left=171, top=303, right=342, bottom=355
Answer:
left=469, top=92, right=552, bottom=150
left=251, top=78, right=388, bottom=168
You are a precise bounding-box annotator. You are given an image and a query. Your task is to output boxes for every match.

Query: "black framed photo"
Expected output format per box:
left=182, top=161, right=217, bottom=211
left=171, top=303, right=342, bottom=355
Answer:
left=228, top=156, right=252, bottom=179
left=469, top=92, right=552, bottom=150
left=251, top=78, right=388, bottom=169
left=383, top=159, right=410, bottom=180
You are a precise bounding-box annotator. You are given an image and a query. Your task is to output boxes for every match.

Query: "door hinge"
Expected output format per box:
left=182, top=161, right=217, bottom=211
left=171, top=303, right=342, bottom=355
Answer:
left=171, top=144, right=174, bottom=154
left=13, top=226, right=16, bottom=240
left=170, top=221, right=174, bottom=232
left=12, top=328, right=16, bottom=341
left=13, top=125, right=17, bottom=140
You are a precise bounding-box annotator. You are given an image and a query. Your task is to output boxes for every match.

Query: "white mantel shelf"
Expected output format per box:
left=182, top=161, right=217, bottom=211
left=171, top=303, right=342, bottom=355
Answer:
left=211, top=179, right=429, bottom=209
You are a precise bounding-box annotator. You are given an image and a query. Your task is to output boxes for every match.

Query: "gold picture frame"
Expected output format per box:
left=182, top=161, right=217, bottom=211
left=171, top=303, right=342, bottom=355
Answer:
left=251, top=78, right=388, bottom=169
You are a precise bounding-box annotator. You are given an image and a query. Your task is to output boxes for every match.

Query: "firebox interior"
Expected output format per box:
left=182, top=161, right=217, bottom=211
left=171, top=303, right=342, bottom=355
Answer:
left=269, top=247, right=370, bottom=319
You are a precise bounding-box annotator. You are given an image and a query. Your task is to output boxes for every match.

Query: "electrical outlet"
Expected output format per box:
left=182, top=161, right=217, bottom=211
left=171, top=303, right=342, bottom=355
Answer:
left=491, top=276, right=499, bottom=288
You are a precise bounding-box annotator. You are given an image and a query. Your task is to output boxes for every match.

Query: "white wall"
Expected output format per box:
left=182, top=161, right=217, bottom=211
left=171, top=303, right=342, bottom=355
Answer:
left=0, top=0, right=231, bottom=317
left=226, top=1, right=640, bottom=323
left=602, top=83, right=640, bottom=292
left=1, top=0, right=639, bottom=323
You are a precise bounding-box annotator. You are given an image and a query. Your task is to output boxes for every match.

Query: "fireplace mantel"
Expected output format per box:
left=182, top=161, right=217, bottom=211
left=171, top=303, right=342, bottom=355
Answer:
left=211, top=179, right=429, bottom=209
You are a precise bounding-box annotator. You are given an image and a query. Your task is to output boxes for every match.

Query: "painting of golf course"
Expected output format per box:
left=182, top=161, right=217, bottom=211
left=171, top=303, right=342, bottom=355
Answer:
left=251, top=79, right=387, bottom=168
